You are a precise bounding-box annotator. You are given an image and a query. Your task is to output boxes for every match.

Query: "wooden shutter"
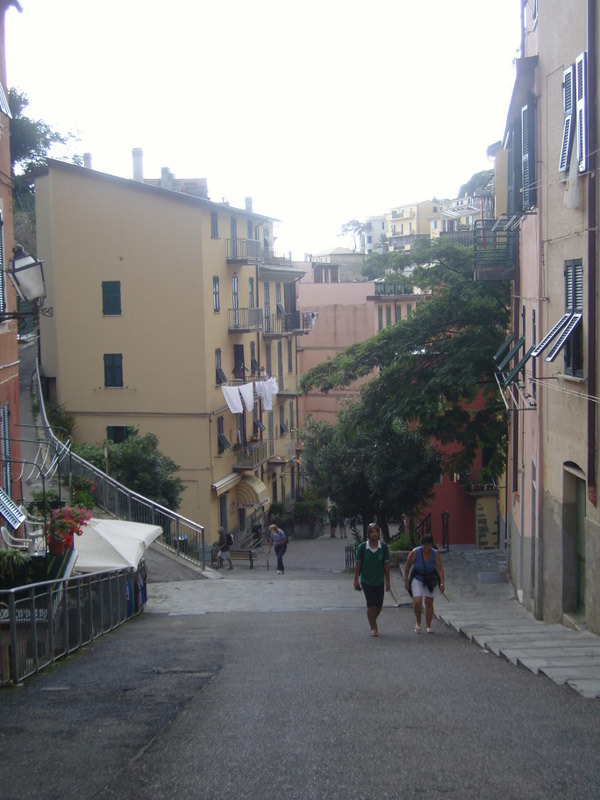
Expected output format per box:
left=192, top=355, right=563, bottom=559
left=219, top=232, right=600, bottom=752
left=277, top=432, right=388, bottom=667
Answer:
left=559, top=65, right=575, bottom=172
left=576, top=51, right=588, bottom=172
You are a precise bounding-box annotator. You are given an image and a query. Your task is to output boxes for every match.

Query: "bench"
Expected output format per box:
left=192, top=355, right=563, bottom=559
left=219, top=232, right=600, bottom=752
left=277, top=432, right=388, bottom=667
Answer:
left=211, top=547, right=258, bottom=569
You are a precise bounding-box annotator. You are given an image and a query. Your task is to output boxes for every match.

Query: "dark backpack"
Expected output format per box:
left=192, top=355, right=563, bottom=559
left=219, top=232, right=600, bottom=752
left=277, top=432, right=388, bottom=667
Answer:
left=227, top=533, right=234, bottom=547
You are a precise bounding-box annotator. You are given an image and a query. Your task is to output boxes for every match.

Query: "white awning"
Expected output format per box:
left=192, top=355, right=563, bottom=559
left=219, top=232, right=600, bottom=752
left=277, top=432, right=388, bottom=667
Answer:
left=211, top=473, right=241, bottom=496
left=237, top=475, right=270, bottom=511
left=74, top=518, right=163, bottom=573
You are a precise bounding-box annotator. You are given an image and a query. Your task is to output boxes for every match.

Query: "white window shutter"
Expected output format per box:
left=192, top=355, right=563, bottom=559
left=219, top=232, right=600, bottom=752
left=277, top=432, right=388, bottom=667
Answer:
left=559, top=65, right=575, bottom=172
left=521, top=105, right=531, bottom=208
left=576, top=51, right=588, bottom=172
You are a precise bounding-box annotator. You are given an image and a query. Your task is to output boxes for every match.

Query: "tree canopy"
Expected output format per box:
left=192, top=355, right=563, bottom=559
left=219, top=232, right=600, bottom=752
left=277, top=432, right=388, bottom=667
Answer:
left=339, top=219, right=366, bottom=252
left=9, top=88, right=77, bottom=212
left=73, top=430, right=185, bottom=511
left=300, top=239, right=510, bottom=479
left=301, top=405, right=440, bottom=540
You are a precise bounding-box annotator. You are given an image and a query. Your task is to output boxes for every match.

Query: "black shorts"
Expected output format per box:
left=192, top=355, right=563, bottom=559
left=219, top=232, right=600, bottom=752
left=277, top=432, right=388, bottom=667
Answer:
left=362, top=583, right=384, bottom=608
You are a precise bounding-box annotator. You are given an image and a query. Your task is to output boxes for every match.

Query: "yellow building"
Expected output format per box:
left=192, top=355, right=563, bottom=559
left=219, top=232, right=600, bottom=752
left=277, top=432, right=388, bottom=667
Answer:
left=385, top=200, right=437, bottom=251
left=34, top=159, right=305, bottom=542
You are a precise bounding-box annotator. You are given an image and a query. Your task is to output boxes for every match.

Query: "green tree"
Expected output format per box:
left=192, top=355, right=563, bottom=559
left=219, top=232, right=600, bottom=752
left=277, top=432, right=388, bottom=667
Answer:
left=339, top=219, right=366, bottom=252
left=73, top=430, right=185, bottom=510
left=301, top=405, right=441, bottom=541
left=300, top=239, right=510, bottom=479
left=9, top=88, right=77, bottom=212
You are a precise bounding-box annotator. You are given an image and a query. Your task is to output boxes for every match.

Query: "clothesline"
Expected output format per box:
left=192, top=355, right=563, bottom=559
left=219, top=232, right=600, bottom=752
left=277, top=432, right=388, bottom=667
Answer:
left=221, top=377, right=279, bottom=414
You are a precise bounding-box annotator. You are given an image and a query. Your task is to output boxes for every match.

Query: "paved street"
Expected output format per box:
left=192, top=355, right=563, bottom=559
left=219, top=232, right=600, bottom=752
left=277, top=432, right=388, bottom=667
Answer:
left=1, top=536, right=600, bottom=800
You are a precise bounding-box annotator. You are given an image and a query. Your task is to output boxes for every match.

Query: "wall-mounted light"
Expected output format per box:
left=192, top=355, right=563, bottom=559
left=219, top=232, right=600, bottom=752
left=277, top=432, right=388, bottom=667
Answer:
left=1, top=245, right=53, bottom=323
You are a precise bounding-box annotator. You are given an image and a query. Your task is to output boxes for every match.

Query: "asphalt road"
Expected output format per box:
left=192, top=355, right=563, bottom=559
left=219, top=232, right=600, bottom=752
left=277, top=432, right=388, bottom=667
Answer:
left=1, top=545, right=600, bottom=800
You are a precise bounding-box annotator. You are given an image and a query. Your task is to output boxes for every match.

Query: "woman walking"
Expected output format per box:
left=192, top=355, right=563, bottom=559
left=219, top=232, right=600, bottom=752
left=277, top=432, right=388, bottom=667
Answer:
left=268, top=523, right=288, bottom=575
left=404, top=533, right=445, bottom=633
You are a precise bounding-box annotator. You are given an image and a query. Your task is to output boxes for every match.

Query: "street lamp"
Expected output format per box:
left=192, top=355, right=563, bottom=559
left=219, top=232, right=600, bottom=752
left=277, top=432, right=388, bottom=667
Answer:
left=1, top=245, right=53, bottom=324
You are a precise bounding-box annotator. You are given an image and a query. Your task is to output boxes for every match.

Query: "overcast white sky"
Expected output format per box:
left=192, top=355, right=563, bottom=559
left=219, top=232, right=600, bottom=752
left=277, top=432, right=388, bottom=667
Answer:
left=6, top=1, right=521, bottom=259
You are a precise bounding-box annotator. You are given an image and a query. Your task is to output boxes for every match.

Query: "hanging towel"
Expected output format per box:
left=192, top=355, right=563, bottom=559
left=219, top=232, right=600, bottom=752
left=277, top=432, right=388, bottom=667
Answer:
left=221, top=385, right=243, bottom=414
left=239, top=382, right=254, bottom=412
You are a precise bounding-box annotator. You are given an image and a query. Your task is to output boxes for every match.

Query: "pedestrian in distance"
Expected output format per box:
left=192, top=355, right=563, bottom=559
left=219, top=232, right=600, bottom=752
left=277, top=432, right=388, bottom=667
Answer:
left=328, top=506, right=338, bottom=538
left=404, top=532, right=445, bottom=633
left=216, top=526, right=233, bottom=570
left=268, top=523, right=288, bottom=574
left=353, top=522, right=391, bottom=637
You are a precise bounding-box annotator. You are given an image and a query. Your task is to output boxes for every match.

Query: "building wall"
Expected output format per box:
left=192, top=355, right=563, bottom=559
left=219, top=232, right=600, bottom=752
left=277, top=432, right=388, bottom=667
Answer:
left=0, top=1, right=21, bottom=502
left=35, top=160, right=303, bottom=542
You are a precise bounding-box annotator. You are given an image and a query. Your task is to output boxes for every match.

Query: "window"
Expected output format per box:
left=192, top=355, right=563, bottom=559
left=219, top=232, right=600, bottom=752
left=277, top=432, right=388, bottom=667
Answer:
left=250, top=341, right=259, bottom=375
left=249, top=277, right=255, bottom=309
left=211, top=211, right=219, bottom=239
left=287, top=338, right=293, bottom=372
left=215, top=349, right=227, bottom=385
left=559, top=65, right=575, bottom=172
left=264, top=282, right=271, bottom=332
left=232, top=274, right=239, bottom=327
left=233, top=343, right=245, bottom=379
left=213, top=277, right=220, bottom=312
left=104, top=354, right=123, bottom=387
left=102, top=281, right=121, bottom=315
left=265, top=343, right=272, bottom=376
left=107, top=426, right=131, bottom=443
left=217, top=416, right=231, bottom=454
left=575, top=52, right=588, bottom=173
left=378, top=306, right=383, bottom=330
left=559, top=52, right=587, bottom=174
left=521, top=101, right=537, bottom=208
left=247, top=220, right=253, bottom=239
left=532, top=260, right=583, bottom=376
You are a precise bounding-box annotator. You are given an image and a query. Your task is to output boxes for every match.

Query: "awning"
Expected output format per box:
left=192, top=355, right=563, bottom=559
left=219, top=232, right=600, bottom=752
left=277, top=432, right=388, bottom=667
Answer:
left=237, top=475, right=270, bottom=511
left=211, top=473, right=241, bottom=496
left=74, top=518, right=163, bottom=573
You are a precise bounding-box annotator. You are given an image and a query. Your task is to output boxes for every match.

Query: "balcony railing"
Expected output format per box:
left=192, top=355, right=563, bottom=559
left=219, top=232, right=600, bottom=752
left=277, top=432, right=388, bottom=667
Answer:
left=226, top=239, right=293, bottom=264
left=233, top=439, right=269, bottom=470
left=473, top=218, right=518, bottom=280
left=228, top=307, right=263, bottom=332
left=374, top=282, right=415, bottom=296
left=263, top=311, right=303, bottom=335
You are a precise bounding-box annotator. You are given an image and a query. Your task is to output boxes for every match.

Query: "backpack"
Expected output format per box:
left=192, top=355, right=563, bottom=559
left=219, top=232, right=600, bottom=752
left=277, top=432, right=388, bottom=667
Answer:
left=227, top=533, right=234, bottom=547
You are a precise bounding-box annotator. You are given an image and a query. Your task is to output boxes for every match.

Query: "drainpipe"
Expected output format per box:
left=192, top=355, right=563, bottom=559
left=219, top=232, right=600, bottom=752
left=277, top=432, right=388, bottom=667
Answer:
left=588, top=0, right=597, bottom=507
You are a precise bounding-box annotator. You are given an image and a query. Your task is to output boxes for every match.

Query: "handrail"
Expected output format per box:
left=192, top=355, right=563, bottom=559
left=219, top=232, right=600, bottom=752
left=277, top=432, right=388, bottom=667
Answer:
left=32, top=362, right=206, bottom=569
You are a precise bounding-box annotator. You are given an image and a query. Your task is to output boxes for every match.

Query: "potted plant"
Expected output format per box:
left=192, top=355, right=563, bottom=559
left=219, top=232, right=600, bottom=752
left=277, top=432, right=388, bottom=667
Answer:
left=46, top=505, right=92, bottom=555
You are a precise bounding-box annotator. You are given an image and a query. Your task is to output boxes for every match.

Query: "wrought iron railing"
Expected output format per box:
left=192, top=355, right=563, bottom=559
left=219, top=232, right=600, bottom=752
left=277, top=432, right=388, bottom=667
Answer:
left=0, top=569, right=137, bottom=685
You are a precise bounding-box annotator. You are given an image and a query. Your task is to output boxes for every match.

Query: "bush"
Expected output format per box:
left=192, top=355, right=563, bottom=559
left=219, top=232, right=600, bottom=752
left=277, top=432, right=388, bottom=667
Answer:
left=71, top=476, right=97, bottom=509
left=389, top=532, right=411, bottom=551
left=26, top=488, right=63, bottom=517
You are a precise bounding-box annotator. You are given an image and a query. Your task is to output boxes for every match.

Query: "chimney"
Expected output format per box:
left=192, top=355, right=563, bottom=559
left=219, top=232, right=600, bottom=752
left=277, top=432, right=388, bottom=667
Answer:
left=245, top=196, right=253, bottom=212
left=132, top=148, right=144, bottom=181
left=83, top=152, right=92, bottom=169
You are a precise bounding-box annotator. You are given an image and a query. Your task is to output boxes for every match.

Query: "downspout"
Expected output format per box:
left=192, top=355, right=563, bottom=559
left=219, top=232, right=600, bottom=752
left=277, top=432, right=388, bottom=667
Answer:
left=588, top=0, right=597, bottom=507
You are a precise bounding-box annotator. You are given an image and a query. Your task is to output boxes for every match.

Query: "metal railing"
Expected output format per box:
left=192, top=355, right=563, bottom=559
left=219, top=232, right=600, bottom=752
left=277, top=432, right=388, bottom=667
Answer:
left=0, top=568, right=138, bottom=685
left=32, top=364, right=206, bottom=567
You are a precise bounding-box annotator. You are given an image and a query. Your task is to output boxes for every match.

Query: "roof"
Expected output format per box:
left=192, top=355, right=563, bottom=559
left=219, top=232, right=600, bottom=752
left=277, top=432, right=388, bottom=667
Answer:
left=38, top=158, right=278, bottom=223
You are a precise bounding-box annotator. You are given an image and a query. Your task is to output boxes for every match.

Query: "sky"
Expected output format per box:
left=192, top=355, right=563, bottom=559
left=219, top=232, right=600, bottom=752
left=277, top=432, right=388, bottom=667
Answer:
left=5, top=0, right=522, bottom=259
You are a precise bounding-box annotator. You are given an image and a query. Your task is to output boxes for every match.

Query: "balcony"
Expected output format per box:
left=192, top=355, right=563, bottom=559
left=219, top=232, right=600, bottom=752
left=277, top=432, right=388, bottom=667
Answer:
left=233, top=439, right=269, bottom=470
left=226, top=238, right=262, bottom=263
left=373, top=282, right=415, bottom=297
left=228, top=307, right=263, bottom=333
left=473, top=218, right=518, bottom=280
left=226, top=240, right=294, bottom=265
left=263, top=310, right=304, bottom=337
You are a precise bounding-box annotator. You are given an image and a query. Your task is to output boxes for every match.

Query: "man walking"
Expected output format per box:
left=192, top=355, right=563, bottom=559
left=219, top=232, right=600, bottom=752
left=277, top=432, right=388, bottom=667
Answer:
left=353, top=522, right=390, bottom=637
left=216, top=527, right=233, bottom=570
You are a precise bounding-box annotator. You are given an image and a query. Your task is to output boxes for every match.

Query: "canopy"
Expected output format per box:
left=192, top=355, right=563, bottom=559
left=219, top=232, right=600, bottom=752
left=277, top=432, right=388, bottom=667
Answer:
left=73, top=518, right=162, bottom=573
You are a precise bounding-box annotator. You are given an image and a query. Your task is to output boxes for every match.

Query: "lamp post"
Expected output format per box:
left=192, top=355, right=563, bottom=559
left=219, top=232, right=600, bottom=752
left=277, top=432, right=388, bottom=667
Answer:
left=2, top=245, right=53, bottom=323
left=2, top=246, right=53, bottom=364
